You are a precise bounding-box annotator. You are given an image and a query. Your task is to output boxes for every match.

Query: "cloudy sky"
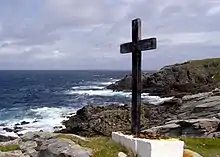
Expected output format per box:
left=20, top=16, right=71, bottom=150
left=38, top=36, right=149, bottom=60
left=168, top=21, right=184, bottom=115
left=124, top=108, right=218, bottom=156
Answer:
left=0, top=0, right=219, bottom=70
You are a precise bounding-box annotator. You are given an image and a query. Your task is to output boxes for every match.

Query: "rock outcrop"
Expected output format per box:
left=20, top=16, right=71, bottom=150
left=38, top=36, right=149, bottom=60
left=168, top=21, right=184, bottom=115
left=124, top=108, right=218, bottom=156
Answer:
left=61, top=88, right=220, bottom=138
left=0, top=132, right=93, bottom=157
left=107, top=58, right=220, bottom=97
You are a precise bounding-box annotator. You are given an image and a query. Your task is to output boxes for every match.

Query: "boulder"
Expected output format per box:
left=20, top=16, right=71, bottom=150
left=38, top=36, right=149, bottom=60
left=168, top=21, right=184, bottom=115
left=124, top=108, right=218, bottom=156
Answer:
left=19, top=141, right=38, bottom=151
left=20, top=121, right=30, bottom=125
left=39, top=138, right=92, bottom=157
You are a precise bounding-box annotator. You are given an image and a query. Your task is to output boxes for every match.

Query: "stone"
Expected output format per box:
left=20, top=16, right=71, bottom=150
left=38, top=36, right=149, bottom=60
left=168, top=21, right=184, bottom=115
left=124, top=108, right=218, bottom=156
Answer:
left=207, top=132, right=220, bottom=138
left=21, top=132, right=56, bottom=141
left=13, top=126, right=23, bottom=133
left=32, top=120, right=38, bottom=123
left=3, top=128, right=13, bottom=132
left=182, top=92, right=212, bottom=101
left=19, top=141, right=38, bottom=151
left=20, top=121, right=30, bottom=125
left=118, top=152, right=127, bottom=157
left=183, top=149, right=203, bottom=157
left=142, top=118, right=220, bottom=138
left=142, top=123, right=182, bottom=137
left=39, top=138, right=93, bottom=157
left=25, top=148, right=39, bottom=157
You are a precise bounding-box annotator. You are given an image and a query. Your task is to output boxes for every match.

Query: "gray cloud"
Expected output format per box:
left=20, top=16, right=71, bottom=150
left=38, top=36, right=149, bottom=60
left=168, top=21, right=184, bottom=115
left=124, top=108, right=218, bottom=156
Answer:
left=0, top=0, right=219, bottom=70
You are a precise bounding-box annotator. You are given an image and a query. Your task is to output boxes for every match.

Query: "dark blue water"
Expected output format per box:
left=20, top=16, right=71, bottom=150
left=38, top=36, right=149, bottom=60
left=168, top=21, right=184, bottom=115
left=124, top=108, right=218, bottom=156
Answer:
left=0, top=70, right=131, bottom=136
left=0, top=70, right=168, bottom=137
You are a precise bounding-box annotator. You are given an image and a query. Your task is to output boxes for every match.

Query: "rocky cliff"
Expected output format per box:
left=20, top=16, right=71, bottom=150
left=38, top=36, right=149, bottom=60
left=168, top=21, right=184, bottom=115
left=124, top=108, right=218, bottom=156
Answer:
left=107, top=58, right=220, bottom=97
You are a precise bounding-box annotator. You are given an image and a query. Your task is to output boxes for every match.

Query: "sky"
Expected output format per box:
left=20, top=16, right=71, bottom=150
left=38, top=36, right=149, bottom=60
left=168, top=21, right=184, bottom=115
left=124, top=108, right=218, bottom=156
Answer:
left=0, top=0, right=220, bottom=70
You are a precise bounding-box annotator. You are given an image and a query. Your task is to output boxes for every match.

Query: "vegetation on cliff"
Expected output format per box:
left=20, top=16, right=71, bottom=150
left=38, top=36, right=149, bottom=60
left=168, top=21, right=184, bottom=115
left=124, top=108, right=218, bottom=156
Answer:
left=107, top=58, right=220, bottom=97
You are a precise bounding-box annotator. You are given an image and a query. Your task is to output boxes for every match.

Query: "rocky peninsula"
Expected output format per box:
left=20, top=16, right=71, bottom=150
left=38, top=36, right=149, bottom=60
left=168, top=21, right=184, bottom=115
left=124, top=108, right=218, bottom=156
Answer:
left=107, top=58, right=220, bottom=97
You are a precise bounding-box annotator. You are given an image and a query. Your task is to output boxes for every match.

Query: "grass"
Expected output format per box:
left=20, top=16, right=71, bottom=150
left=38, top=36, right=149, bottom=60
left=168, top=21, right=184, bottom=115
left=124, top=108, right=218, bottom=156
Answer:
left=56, top=134, right=135, bottom=157
left=187, top=58, right=220, bottom=82
left=181, top=137, right=220, bottom=157
left=0, top=144, right=20, bottom=152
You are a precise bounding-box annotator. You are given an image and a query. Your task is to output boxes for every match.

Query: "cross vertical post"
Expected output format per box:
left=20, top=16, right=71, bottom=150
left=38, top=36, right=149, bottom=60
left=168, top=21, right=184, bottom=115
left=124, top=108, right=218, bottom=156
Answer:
left=120, top=18, right=157, bottom=136
left=131, top=19, right=142, bottom=135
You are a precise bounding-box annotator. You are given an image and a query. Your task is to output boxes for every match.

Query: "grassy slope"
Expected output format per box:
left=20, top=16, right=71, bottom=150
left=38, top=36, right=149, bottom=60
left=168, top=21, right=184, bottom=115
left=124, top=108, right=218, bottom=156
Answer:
left=185, top=58, right=220, bottom=82
left=1, top=135, right=220, bottom=156
left=0, top=144, right=19, bottom=152
left=56, top=134, right=135, bottom=157
left=58, top=134, right=220, bottom=157
left=181, top=137, right=220, bottom=157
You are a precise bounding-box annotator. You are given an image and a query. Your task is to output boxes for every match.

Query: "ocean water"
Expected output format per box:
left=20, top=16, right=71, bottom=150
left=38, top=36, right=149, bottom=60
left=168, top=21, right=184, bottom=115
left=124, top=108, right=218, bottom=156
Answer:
left=0, top=70, right=172, bottom=137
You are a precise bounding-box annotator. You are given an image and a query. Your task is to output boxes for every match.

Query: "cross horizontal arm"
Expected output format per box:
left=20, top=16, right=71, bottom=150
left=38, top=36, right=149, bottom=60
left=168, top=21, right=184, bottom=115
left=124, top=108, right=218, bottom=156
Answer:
left=120, top=37, right=157, bottom=54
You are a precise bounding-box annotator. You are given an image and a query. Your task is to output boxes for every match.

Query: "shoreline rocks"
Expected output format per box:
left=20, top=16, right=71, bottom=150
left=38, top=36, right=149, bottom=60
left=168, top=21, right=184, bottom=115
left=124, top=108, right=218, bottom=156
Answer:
left=60, top=89, right=220, bottom=138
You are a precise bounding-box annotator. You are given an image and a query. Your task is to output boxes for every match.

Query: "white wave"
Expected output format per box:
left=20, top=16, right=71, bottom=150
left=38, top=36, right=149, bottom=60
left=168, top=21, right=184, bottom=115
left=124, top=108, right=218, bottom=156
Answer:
left=65, top=88, right=173, bottom=105
left=0, top=107, right=78, bottom=137
left=85, top=79, right=120, bottom=86
left=72, top=86, right=104, bottom=90
left=65, top=89, right=131, bottom=97
left=0, top=127, right=19, bottom=138
left=98, top=79, right=120, bottom=86
left=142, top=95, right=173, bottom=105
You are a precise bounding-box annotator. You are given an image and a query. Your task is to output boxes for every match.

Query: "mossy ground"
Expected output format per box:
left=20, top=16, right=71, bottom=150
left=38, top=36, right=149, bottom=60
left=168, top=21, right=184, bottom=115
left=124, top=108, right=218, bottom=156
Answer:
left=181, top=137, right=220, bottom=157
left=56, top=134, right=135, bottom=157
left=0, top=144, right=19, bottom=152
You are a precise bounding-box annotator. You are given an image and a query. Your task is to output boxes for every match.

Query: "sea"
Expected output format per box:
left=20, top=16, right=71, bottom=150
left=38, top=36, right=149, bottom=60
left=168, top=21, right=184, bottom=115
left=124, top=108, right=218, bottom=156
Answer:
left=0, top=70, right=172, bottom=137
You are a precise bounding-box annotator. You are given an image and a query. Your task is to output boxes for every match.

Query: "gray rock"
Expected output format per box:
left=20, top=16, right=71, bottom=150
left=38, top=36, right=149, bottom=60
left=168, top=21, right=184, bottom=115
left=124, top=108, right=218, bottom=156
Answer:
left=182, top=92, right=212, bottom=101
left=39, top=138, right=92, bottom=157
left=20, top=121, right=30, bottom=125
left=207, top=132, right=220, bottom=138
left=19, top=141, right=38, bottom=151
left=25, top=148, right=39, bottom=157
left=143, top=118, right=220, bottom=138
left=142, top=123, right=181, bottom=137
left=21, top=132, right=56, bottom=141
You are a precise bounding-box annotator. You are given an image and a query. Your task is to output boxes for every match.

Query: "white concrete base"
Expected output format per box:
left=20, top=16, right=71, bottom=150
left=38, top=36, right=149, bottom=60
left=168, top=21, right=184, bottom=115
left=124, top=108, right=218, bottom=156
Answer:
left=112, top=132, right=184, bottom=157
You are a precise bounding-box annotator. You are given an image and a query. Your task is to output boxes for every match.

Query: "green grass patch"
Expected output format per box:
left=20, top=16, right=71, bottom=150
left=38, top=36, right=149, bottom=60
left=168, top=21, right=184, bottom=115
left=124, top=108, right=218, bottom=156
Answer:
left=56, top=134, right=135, bottom=157
left=0, top=144, right=19, bottom=152
left=181, top=137, right=220, bottom=157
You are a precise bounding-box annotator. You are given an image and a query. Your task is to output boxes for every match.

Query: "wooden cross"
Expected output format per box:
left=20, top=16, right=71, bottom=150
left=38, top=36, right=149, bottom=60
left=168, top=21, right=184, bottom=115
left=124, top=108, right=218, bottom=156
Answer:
left=120, top=18, right=157, bottom=135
